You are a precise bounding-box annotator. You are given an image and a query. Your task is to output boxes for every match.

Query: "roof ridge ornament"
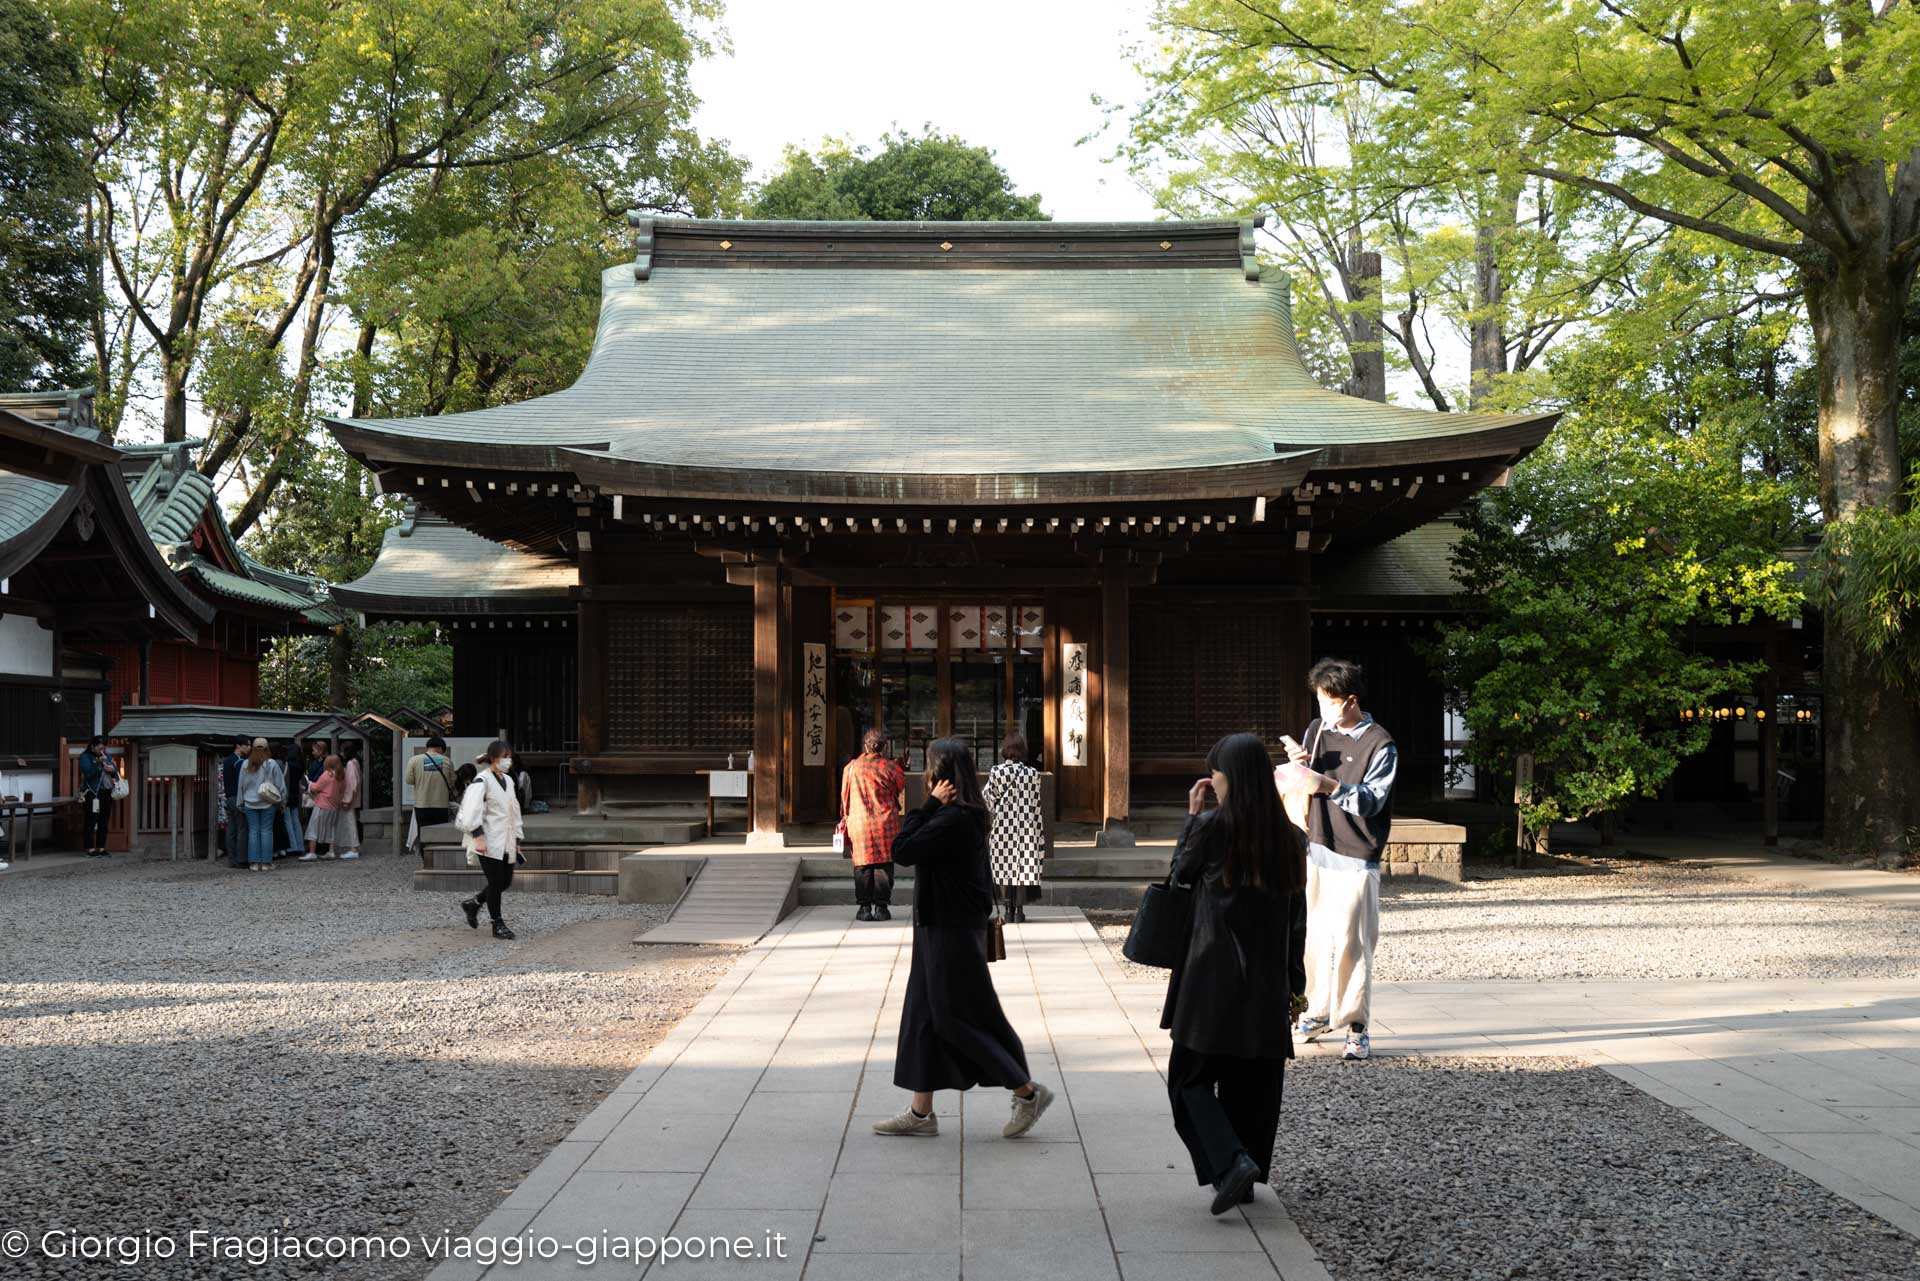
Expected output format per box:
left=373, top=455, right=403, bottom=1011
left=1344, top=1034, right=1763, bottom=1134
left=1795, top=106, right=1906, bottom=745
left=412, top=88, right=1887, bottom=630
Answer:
left=630, top=213, right=654, bottom=281
left=1241, top=218, right=1261, bottom=282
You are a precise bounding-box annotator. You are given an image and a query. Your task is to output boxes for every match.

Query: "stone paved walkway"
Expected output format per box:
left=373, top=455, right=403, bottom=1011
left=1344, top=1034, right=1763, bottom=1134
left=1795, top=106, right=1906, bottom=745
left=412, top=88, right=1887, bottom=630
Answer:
left=433, top=906, right=1328, bottom=1281
left=435, top=901, right=1920, bottom=1281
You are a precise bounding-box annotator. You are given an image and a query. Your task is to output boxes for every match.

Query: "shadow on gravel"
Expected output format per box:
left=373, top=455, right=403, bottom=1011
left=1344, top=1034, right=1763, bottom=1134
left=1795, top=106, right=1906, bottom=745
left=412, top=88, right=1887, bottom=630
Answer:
left=0, top=1035, right=620, bottom=1281
left=1274, top=1056, right=1918, bottom=1281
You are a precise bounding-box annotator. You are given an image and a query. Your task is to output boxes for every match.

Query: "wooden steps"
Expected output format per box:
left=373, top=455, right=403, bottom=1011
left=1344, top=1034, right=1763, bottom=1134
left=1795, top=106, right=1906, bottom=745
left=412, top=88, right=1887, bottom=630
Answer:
left=636, top=856, right=803, bottom=946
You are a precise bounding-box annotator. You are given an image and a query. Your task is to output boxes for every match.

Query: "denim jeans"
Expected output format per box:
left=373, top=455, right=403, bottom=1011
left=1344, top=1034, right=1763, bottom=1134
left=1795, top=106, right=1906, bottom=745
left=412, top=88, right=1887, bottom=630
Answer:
left=244, top=807, right=277, bottom=865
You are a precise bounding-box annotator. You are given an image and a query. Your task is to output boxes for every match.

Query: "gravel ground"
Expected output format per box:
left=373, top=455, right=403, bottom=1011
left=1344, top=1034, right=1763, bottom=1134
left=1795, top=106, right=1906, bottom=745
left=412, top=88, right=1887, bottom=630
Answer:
left=1273, top=1056, right=1920, bottom=1281
left=1096, top=853, right=1920, bottom=981
left=0, top=854, right=741, bottom=1280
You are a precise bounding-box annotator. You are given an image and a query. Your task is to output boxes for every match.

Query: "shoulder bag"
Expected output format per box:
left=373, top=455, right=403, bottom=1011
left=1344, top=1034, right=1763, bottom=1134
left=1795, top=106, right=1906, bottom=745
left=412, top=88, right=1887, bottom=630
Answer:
left=256, top=765, right=286, bottom=807
left=1121, top=870, right=1195, bottom=969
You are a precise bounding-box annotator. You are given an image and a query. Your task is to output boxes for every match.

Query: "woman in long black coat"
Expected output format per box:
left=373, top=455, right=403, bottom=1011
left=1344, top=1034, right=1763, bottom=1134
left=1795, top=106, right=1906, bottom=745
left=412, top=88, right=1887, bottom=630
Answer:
left=1161, top=732, right=1306, bottom=1215
left=872, top=736, right=1055, bottom=1140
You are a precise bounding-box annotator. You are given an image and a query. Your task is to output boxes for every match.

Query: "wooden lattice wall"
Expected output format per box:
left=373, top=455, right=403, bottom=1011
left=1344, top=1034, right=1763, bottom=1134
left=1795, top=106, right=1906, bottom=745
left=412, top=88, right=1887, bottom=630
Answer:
left=605, top=605, right=753, bottom=750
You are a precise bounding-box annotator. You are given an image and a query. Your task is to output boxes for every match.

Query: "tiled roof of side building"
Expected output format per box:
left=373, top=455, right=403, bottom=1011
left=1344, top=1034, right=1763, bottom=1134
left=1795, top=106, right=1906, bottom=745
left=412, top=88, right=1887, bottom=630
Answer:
left=1316, top=522, right=1466, bottom=604
left=0, top=472, right=66, bottom=550
left=330, top=511, right=578, bottom=614
left=108, top=704, right=332, bottom=742
left=326, top=220, right=1556, bottom=485
left=0, top=388, right=101, bottom=442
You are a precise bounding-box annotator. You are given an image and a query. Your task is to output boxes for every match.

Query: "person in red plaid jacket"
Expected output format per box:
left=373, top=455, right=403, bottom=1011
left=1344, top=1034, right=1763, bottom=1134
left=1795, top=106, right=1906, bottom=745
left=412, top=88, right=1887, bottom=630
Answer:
left=841, top=728, right=906, bottom=921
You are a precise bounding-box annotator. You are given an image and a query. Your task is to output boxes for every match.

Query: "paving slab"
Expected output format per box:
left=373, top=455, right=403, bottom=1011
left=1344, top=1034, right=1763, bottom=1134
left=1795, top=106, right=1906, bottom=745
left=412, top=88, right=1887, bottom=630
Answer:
left=443, top=906, right=1329, bottom=1280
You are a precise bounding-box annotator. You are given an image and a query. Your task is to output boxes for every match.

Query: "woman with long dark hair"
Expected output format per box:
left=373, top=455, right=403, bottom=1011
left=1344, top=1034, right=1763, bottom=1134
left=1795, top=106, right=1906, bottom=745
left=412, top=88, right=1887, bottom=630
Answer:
left=1160, top=733, right=1306, bottom=1214
left=872, top=737, right=1054, bottom=1140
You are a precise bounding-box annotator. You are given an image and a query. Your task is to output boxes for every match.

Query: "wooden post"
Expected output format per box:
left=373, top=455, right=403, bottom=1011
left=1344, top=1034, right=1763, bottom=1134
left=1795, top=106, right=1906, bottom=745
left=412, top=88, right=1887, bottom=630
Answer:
left=751, top=563, right=783, bottom=843
left=1761, top=656, right=1780, bottom=847
left=574, top=507, right=606, bottom=815
left=1099, top=560, right=1132, bottom=845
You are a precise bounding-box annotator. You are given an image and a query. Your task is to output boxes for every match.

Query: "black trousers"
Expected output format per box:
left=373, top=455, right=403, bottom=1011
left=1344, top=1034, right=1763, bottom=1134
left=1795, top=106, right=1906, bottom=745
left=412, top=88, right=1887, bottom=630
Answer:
left=1167, top=1042, right=1287, bottom=1186
left=82, top=797, right=111, bottom=850
left=475, top=855, right=515, bottom=921
left=854, top=861, right=893, bottom=906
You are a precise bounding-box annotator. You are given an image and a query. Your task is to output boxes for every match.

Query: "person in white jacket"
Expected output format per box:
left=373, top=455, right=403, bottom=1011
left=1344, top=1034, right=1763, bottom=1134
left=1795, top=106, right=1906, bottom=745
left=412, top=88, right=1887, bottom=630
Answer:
left=455, top=739, right=525, bottom=940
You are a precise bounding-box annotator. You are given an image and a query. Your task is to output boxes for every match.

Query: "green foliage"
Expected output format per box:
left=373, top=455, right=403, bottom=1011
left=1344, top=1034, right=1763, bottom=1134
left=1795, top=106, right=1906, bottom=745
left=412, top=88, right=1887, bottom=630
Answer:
left=1818, top=478, right=1920, bottom=699
left=0, top=0, right=89, bottom=389
left=1431, top=331, right=1806, bottom=830
left=749, top=128, right=1047, bottom=222
left=1117, top=1, right=1648, bottom=406
left=242, top=449, right=446, bottom=716
left=258, top=624, right=451, bottom=717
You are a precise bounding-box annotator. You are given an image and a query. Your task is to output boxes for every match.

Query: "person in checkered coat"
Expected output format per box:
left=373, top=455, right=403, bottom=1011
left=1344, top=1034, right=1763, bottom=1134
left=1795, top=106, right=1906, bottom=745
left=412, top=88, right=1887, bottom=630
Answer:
left=983, top=734, right=1045, bottom=923
left=840, top=728, right=907, bottom=921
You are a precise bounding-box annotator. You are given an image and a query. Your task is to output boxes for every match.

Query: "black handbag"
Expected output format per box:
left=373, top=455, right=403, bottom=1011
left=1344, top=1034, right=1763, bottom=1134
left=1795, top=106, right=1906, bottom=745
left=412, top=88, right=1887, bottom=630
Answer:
left=1122, top=874, right=1195, bottom=969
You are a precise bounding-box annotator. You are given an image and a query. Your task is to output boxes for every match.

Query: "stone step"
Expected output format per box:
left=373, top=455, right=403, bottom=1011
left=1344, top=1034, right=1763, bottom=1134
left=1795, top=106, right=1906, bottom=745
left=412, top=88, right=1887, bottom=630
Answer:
left=412, top=868, right=618, bottom=895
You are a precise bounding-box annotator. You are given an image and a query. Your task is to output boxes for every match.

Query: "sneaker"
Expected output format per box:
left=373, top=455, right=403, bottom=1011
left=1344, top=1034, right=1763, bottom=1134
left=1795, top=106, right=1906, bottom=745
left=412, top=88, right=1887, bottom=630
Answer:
left=856, top=904, right=873, bottom=922
left=873, top=904, right=892, bottom=921
left=0, top=860, right=11, bottom=871
left=1294, top=1016, right=1332, bottom=1042
left=297, top=852, right=317, bottom=862
left=339, top=851, right=360, bottom=860
left=1342, top=1031, right=1370, bottom=1061
left=1003, top=1082, right=1054, bottom=1138
left=872, top=1107, right=939, bottom=1137
left=492, top=920, right=516, bottom=940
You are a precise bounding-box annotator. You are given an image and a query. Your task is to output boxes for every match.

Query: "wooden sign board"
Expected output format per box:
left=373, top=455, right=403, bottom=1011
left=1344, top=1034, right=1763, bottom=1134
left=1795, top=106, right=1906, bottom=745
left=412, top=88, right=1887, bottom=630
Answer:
left=148, top=743, right=200, bottom=777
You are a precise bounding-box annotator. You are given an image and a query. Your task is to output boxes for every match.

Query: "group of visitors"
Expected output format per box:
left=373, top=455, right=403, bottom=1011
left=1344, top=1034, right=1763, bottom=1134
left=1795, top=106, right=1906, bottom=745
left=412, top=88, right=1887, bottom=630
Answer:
left=59, top=734, right=362, bottom=866
left=218, top=735, right=364, bottom=870
left=838, top=730, right=1048, bottom=924
left=856, top=656, right=1395, bottom=1220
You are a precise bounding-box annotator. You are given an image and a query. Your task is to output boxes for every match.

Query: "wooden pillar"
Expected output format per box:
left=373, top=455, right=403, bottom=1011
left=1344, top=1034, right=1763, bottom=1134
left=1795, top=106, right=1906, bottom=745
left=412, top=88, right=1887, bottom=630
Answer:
left=752, top=563, right=783, bottom=841
left=1761, top=639, right=1780, bottom=846
left=574, top=547, right=606, bottom=814
left=1099, top=560, right=1132, bottom=844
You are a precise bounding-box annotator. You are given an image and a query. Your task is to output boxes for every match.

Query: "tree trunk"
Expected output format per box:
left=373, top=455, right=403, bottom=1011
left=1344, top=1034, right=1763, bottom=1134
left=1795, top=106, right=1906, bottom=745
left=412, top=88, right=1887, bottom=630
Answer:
left=1345, top=241, right=1386, bottom=402
left=160, top=347, right=190, bottom=442
left=1804, top=261, right=1920, bottom=857
left=328, top=625, right=353, bottom=711
left=1469, top=178, right=1518, bottom=409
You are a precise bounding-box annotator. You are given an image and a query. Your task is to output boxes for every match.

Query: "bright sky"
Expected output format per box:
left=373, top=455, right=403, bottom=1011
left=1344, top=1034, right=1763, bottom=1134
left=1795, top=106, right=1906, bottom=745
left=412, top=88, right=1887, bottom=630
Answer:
left=689, top=0, right=1165, bottom=221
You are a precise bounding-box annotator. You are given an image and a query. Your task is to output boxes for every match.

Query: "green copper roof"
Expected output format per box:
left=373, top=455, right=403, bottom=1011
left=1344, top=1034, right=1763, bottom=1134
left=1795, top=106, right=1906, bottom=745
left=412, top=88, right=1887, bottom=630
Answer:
left=328, top=239, right=1554, bottom=478
left=331, top=512, right=576, bottom=614
left=1317, top=522, right=1465, bottom=603
left=0, top=473, right=65, bottom=549
left=108, top=704, right=330, bottom=742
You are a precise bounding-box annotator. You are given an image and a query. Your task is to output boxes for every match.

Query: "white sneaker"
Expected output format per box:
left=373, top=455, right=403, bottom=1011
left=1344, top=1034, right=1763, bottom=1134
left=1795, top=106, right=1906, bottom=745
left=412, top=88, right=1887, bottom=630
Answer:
left=339, top=851, right=359, bottom=860
left=871, top=1107, right=939, bottom=1137
left=0, top=860, right=10, bottom=871
left=1004, top=1083, right=1055, bottom=1138
left=297, top=852, right=317, bottom=862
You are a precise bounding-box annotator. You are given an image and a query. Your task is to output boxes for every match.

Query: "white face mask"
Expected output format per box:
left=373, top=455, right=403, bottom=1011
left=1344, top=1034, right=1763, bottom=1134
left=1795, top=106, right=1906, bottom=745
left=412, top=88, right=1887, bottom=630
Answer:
left=497, top=757, right=514, bottom=774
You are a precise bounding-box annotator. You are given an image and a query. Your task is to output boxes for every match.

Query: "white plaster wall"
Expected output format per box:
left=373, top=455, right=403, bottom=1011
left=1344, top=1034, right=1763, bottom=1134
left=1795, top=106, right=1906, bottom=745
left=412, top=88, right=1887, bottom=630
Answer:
left=0, top=612, right=55, bottom=678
